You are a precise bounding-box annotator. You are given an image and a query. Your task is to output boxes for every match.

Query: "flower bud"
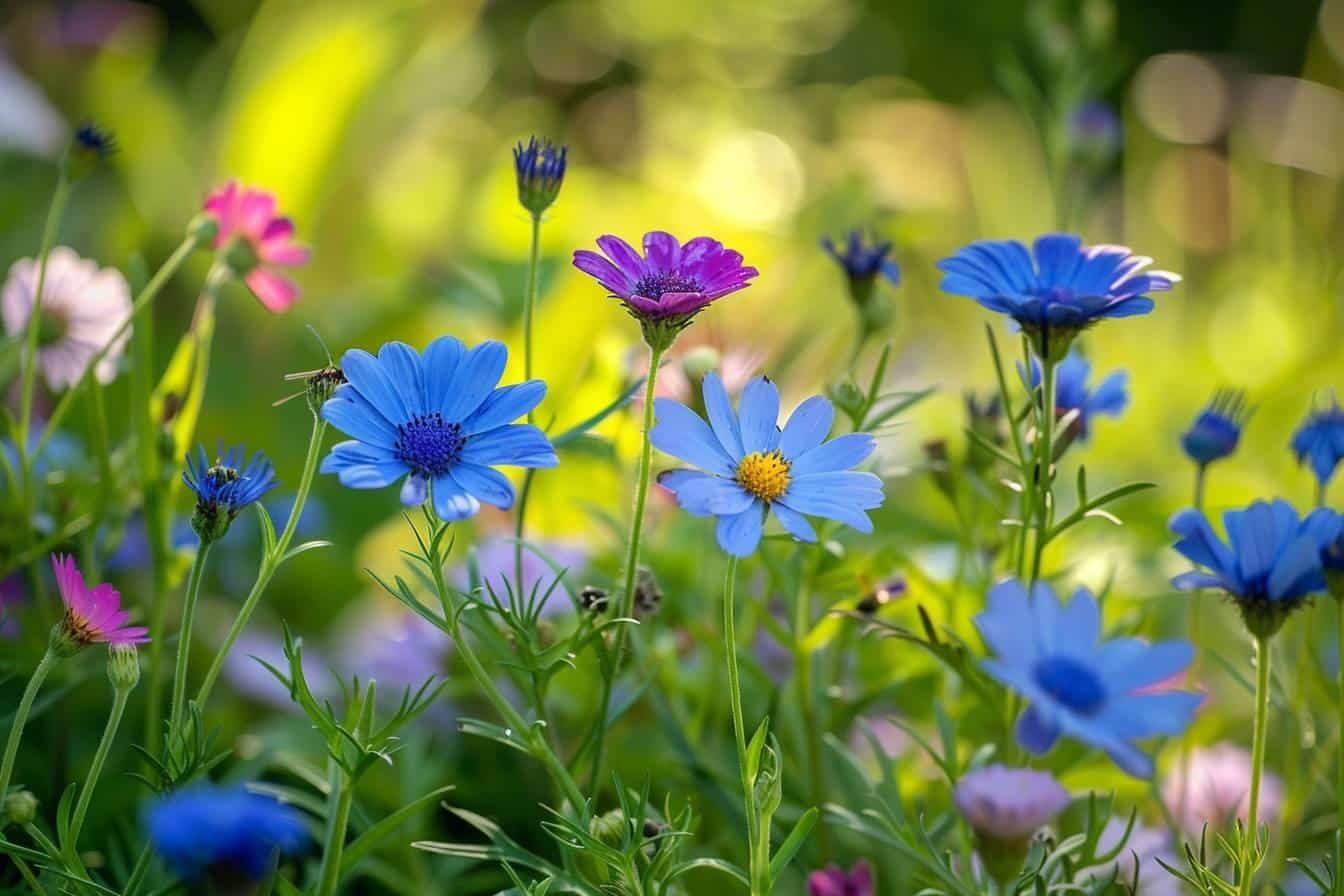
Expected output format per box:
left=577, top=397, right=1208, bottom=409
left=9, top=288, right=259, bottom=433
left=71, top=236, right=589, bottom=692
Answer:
left=579, top=585, right=609, bottom=614
left=186, top=212, right=220, bottom=247
left=4, top=790, right=38, bottom=827
left=66, top=123, right=116, bottom=181
left=108, top=643, right=141, bottom=692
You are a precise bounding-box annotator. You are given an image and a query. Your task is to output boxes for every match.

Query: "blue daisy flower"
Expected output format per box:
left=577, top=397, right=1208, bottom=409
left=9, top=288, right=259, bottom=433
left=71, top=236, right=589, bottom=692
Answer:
left=1170, top=498, right=1333, bottom=636
left=146, top=784, right=306, bottom=880
left=821, top=229, right=901, bottom=308
left=1022, top=348, right=1128, bottom=442
left=651, top=371, right=884, bottom=557
left=1291, top=398, right=1344, bottom=488
left=975, top=578, right=1198, bottom=779
left=183, top=445, right=278, bottom=542
left=937, top=233, right=1179, bottom=361
left=1181, top=389, right=1248, bottom=467
left=320, top=338, right=557, bottom=522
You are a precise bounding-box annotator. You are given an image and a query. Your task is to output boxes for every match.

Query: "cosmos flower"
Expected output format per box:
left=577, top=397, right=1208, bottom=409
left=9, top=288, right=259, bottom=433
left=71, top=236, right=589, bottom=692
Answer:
left=1170, top=499, right=1334, bottom=636
left=572, top=231, right=758, bottom=348
left=652, top=371, right=884, bottom=556
left=513, top=136, right=567, bottom=215
left=1291, top=398, right=1344, bottom=489
left=202, top=180, right=310, bottom=312
left=51, top=553, right=148, bottom=652
left=0, top=246, right=131, bottom=390
left=821, top=230, right=901, bottom=312
left=1161, top=741, right=1284, bottom=835
left=954, top=765, right=1070, bottom=842
left=146, top=784, right=306, bottom=880
left=1181, top=389, right=1248, bottom=467
left=320, top=338, right=558, bottom=521
left=183, top=444, right=278, bottom=543
left=1023, top=348, right=1128, bottom=442
left=807, top=861, right=873, bottom=896
left=937, top=233, right=1179, bottom=362
left=975, top=578, right=1198, bottom=778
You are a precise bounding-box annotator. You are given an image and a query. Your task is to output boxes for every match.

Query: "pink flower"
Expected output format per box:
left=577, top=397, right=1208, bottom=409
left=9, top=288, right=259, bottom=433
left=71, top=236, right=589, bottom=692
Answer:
left=202, top=180, right=310, bottom=312
left=51, top=553, right=148, bottom=648
left=954, top=765, right=1070, bottom=841
left=1161, top=742, right=1283, bottom=834
left=807, top=860, right=873, bottom=896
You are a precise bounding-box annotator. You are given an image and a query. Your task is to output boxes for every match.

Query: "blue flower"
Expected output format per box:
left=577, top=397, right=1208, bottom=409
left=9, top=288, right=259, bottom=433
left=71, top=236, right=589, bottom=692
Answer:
left=1181, top=389, right=1248, bottom=467
left=513, top=136, right=567, bottom=215
left=1291, top=399, right=1344, bottom=487
left=1068, top=100, right=1122, bottom=158
left=651, top=371, right=884, bottom=556
left=975, top=578, right=1198, bottom=778
left=821, top=230, right=901, bottom=309
left=1022, top=348, right=1128, bottom=442
left=937, top=233, right=1179, bottom=361
left=183, top=445, right=278, bottom=542
left=320, top=339, right=558, bottom=521
left=1170, top=499, right=1333, bottom=636
left=73, top=122, right=116, bottom=160
left=146, top=784, right=306, bottom=880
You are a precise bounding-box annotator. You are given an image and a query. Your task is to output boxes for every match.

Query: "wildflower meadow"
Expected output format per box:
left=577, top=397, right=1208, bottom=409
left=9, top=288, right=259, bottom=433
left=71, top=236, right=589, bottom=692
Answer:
left=4, top=0, right=1344, bottom=893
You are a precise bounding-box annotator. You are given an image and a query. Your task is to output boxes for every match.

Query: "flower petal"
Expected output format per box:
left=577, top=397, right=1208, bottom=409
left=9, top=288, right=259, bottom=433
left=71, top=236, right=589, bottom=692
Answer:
left=440, top=340, right=507, bottom=421
left=702, top=370, right=745, bottom=460
left=451, top=462, right=516, bottom=509
left=790, top=433, right=875, bottom=477
left=715, top=503, right=765, bottom=556
left=650, top=398, right=736, bottom=476
left=737, top=377, right=781, bottom=455
left=779, top=395, right=834, bottom=460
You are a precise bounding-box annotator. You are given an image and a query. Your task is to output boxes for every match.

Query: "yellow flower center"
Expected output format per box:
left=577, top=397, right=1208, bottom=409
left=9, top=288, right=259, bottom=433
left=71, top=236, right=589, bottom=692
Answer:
left=735, top=449, right=791, bottom=501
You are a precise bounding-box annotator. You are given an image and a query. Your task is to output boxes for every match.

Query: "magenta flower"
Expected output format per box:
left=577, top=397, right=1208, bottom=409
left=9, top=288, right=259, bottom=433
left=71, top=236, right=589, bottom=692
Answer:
left=203, top=180, right=310, bottom=312
left=573, top=231, right=758, bottom=347
left=807, top=861, right=873, bottom=896
left=51, top=553, right=148, bottom=649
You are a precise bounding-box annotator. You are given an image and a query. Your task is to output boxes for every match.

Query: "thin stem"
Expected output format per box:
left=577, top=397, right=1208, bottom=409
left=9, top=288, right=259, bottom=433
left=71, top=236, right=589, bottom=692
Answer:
left=515, top=212, right=544, bottom=596
left=168, top=541, right=212, bottom=737
left=791, top=554, right=829, bottom=860
left=1239, top=634, right=1271, bottom=896
left=0, top=648, right=58, bottom=800
left=724, top=556, right=766, bottom=896
left=122, top=843, right=154, bottom=896
left=195, top=415, right=327, bottom=709
left=1317, top=478, right=1328, bottom=509
left=1029, top=359, right=1057, bottom=586
left=1194, top=464, right=1208, bottom=513
left=67, top=685, right=130, bottom=851
left=1177, top=463, right=1209, bottom=830
left=316, top=767, right=355, bottom=896
left=587, top=347, right=664, bottom=793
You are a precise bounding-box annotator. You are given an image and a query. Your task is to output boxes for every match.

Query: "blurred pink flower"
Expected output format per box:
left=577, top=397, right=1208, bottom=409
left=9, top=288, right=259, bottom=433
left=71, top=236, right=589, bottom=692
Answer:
left=51, top=553, right=148, bottom=647
left=807, top=860, right=872, bottom=896
left=1161, top=742, right=1283, bottom=834
left=203, top=180, right=310, bottom=312
left=954, top=765, right=1069, bottom=841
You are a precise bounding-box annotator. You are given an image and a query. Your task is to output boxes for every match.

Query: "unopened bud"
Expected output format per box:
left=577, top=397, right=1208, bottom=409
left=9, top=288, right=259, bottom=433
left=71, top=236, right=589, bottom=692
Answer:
left=4, top=790, right=38, bottom=827
left=108, top=643, right=141, bottom=692
left=580, top=586, right=609, bottom=614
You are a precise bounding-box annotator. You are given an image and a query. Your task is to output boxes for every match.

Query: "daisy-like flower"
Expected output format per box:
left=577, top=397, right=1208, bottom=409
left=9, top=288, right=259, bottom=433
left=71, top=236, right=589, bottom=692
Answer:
left=821, top=230, right=901, bottom=311
left=183, top=445, right=279, bottom=543
left=146, top=784, right=306, bottom=881
left=954, top=765, right=1070, bottom=842
left=807, top=861, right=873, bottom=896
left=51, top=553, right=148, bottom=654
left=975, top=578, right=1198, bottom=778
left=572, top=231, right=759, bottom=349
left=320, top=338, right=558, bottom=521
left=513, top=136, right=567, bottom=215
left=1161, top=741, right=1284, bottom=835
left=937, top=233, right=1179, bottom=362
left=1170, top=499, right=1334, bottom=637
left=1, top=246, right=131, bottom=390
left=1181, top=389, right=1249, bottom=468
left=1291, top=398, right=1344, bottom=490
left=652, top=371, right=884, bottom=557
left=1023, top=348, right=1128, bottom=443
left=202, top=180, right=310, bottom=312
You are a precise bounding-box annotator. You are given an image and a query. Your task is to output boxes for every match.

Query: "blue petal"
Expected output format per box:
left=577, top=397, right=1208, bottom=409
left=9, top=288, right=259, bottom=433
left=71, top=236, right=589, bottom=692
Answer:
left=464, top=380, right=547, bottom=434
left=400, top=473, right=429, bottom=506
left=1053, top=587, right=1100, bottom=658
left=1228, top=501, right=1289, bottom=587
left=770, top=502, right=817, bottom=543
left=342, top=348, right=412, bottom=423
left=432, top=474, right=481, bottom=521
left=1015, top=704, right=1061, bottom=755
left=1029, top=580, right=1065, bottom=656
left=1102, top=740, right=1154, bottom=779
left=975, top=579, right=1037, bottom=667
left=786, top=471, right=884, bottom=507
left=440, top=340, right=507, bottom=421
left=650, top=398, right=736, bottom=476
left=1086, top=370, right=1129, bottom=418
left=1169, top=508, right=1235, bottom=578
left=716, top=503, right=765, bottom=556
left=776, top=482, right=874, bottom=533
left=737, top=377, right=781, bottom=455
left=1268, top=531, right=1326, bottom=600
left=459, top=424, right=557, bottom=468
left=321, top=441, right=406, bottom=488
left=321, top=394, right=397, bottom=449
left=778, top=395, right=834, bottom=460
left=789, top=433, right=875, bottom=477
left=672, top=475, right=754, bottom=516
left=702, top=371, right=745, bottom=460
left=451, top=462, right=516, bottom=509
left=423, top=335, right=465, bottom=409
left=1171, top=570, right=1227, bottom=591
left=657, top=468, right=711, bottom=496
left=1099, top=639, right=1193, bottom=693
left=378, top=341, right=427, bottom=416
left=1032, top=233, right=1083, bottom=287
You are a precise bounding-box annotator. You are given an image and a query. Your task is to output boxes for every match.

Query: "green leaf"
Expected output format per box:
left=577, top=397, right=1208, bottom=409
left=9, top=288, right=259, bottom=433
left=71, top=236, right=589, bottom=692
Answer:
left=551, top=377, right=645, bottom=448
left=768, top=807, right=817, bottom=882
left=342, top=786, right=454, bottom=871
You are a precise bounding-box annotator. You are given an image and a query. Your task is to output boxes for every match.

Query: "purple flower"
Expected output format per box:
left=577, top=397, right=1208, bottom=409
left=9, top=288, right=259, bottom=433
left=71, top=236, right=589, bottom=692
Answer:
left=807, top=860, right=873, bottom=896
left=954, top=765, right=1070, bottom=841
left=222, top=629, right=333, bottom=712
left=452, top=537, right=588, bottom=615
left=1068, top=100, right=1122, bottom=157
left=0, top=575, right=24, bottom=639
left=572, top=231, right=758, bottom=348
left=335, top=605, right=448, bottom=690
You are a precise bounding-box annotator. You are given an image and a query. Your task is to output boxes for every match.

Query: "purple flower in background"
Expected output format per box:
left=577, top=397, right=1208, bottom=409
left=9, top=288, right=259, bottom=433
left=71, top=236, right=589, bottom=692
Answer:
left=335, top=605, right=447, bottom=690
left=222, top=629, right=333, bottom=712
left=954, top=765, right=1070, bottom=841
left=452, top=537, right=588, bottom=614
left=0, top=575, right=24, bottom=638
left=1087, top=820, right=1181, bottom=896
left=807, top=860, right=873, bottom=896
left=1068, top=100, right=1122, bottom=157
left=1161, top=742, right=1284, bottom=834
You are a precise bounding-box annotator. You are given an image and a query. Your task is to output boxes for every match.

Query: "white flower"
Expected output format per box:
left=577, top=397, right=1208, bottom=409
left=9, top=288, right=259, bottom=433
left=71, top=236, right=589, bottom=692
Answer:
left=954, top=764, right=1070, bottom=841
left=1, top=246, right=131, bottom=390
left=1161, top=742, right=1284, bottom=835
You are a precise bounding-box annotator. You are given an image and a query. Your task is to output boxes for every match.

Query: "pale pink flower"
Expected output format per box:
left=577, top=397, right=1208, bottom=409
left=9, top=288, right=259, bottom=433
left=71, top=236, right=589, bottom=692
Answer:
left=1162, top=742, right=1283, bottom=834
left=51, top=553, right=148, bottom=647
left=1, top=246, right=130, bottom=390
left=954, top=765, right=1070, bottom=841
left=202, top=180, right=310, bottom=312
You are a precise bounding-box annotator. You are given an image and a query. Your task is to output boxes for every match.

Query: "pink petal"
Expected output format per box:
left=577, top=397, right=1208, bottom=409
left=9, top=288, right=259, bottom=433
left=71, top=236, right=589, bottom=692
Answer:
left=649, top=291, right=712, bottom=316
left=238, top=189, right=278, bottom=240
left=246, top=268, right=301, bottom=312
left=259, top=241, right=311, bottom=267
left=260, top=217, right=294, bottom=242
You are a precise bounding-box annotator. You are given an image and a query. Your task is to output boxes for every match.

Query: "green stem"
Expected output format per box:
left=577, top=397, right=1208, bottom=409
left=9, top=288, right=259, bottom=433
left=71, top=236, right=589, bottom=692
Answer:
left=67, top=685, right=130, bottom=853
left=1177, top=463, right=1209, bottom=831
left=1029, top=359, right=1057, bottom=586
left=169, top=541, right=212, bottom=737
left=316, top=767, right=355, bottom=896
left=1239, top=634, right=1271, bottom=896
left=791, top=556, right=829, bottom=860
left=587, top=347, right=664, bottom=793
left=724, top=556, right=766, bottom=896
left=194, top=415, right=327, bottom=709
left=0, top=648, right=58, bottom=800
left=515, top=212, right=544, bottom=597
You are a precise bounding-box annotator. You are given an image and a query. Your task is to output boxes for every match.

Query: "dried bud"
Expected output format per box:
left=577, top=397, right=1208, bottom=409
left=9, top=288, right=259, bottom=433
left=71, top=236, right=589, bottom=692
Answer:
left=633, top=568, right=663, bottom=618
left=580, top=586, right=610, bottom=614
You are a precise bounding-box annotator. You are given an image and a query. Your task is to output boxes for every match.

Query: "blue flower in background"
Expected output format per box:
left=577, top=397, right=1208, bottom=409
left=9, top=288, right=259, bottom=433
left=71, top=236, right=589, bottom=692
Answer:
left=1023, top=348, right=1128, bottom=441
left=321, top=339, right=557, bottom=521
left=1291, top=398, right=1344, bottom=489
left=1181, top=389, right=1249, bottom=467
left=937, top=233, right=1179, bottom=361
left=975, top=578, right=1198, bottom=778
left=821, top=230, right=901, bottom=311
left=146, top=784, right=305, bottom=880
left=1170, top=499, right=1333, bottom=636
left=513, top=136, right=567, bottom=215
left=652, top=371, right=884, bottom=556
left=1067, top=100, right=1122, bottom=158
left=183, top=445, right=278, bottom=542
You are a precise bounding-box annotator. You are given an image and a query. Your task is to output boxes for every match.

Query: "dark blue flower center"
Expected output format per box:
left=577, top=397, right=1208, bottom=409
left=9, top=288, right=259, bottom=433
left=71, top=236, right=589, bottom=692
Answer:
left=395, top=413, right=465, bottom=477
left=1032, top=655, right=1107, bottom=716
left=635, top=272, right=702, bottom=299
